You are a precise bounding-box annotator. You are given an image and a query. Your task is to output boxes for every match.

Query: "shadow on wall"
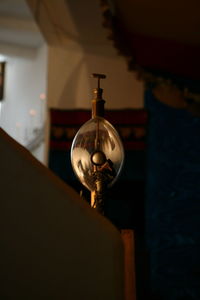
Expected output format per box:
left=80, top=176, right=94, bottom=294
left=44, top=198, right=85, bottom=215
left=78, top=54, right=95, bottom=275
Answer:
left=58, top=58, right=86, bottom=108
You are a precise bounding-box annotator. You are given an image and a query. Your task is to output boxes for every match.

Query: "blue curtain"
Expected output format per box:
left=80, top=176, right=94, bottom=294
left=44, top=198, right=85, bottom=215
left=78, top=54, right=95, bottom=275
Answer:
left=145, top=89, right=200, bottom=299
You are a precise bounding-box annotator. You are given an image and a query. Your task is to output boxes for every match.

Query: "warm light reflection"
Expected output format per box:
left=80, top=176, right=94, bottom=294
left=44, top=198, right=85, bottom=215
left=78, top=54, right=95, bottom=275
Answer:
left=39, top=93, right=46, bottom=100
left=16, top=122, right=22, bottom=128
left=71, top=117, right=124, bottom=191
left=72, top=148, right=91, bottom=179
left=29, top=109, right=37, bottom=116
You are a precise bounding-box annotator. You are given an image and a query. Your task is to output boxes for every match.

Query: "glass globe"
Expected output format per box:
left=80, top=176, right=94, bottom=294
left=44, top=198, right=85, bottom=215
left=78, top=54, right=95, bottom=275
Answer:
left=71, top=117, right=124, bottom=192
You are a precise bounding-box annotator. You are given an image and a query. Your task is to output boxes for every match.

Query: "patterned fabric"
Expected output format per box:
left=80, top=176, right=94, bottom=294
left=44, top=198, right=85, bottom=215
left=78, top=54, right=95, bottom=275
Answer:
left=50, top=109, right=147, bottom=151
left=145, top=89, right=200, bottom=299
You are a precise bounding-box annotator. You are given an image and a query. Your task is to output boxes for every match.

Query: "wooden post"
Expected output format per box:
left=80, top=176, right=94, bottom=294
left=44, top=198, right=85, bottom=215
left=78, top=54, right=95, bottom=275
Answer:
left=121, top=229, right=136, bottom=300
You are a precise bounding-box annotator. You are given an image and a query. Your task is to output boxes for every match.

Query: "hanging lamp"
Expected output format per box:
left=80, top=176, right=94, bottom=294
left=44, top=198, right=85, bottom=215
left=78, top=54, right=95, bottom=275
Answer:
left=71, top=74, right=124, bottom=214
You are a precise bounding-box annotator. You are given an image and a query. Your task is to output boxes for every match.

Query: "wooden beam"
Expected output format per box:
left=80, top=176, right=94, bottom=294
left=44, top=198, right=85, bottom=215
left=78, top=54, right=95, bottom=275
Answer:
left=121, top=229, right=136, bottom=300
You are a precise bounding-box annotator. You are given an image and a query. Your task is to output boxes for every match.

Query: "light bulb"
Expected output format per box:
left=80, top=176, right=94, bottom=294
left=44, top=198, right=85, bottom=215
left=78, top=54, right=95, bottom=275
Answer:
left=70, top=73, right=124, bottom=213
left=71, top=116, right=124, bottom=192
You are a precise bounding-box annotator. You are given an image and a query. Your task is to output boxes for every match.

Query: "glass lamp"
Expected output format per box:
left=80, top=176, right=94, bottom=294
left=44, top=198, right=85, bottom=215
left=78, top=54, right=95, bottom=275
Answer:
left=71, top=74, right=124, bottom=213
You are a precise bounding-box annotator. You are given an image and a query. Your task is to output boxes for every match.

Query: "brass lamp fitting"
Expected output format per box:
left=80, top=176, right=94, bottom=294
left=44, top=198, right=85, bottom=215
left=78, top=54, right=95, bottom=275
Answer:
left=91, top=73, right=106, bottom=118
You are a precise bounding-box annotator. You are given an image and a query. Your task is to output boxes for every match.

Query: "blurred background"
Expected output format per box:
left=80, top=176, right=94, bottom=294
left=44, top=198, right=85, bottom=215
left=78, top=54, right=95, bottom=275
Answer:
left=0, top=0, right=200, bottom=299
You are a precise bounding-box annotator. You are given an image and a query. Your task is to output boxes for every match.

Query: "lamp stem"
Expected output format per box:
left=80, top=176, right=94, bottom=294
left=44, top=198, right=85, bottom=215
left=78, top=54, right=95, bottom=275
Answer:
left=91, top=73, right=106, bottom=118
left=91, top=89, right=105, bottom=118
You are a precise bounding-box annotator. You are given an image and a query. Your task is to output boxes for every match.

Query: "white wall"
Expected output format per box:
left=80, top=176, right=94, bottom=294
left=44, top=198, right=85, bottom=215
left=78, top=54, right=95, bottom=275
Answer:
left=0, top=44, right=48, bottom=163
left=48, top=43, right=144, bottom=110
left=47, top=0, right=144, bottom=110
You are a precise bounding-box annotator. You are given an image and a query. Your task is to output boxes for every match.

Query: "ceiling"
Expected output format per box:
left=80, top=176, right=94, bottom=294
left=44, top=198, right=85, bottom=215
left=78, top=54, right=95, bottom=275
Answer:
left=115, top=0, right=200, bottom=46
left=0, top=0, right=44, bottom=49
left=1, top=0, right=199, bottom=49
left=0, top=0, right=199, bottom=83
left=108, top=0, right=200, bottom=82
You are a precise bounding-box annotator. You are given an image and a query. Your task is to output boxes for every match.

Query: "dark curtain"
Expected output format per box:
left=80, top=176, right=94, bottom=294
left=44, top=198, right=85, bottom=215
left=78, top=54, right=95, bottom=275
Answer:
left=145, top=89, right=200, bottom=299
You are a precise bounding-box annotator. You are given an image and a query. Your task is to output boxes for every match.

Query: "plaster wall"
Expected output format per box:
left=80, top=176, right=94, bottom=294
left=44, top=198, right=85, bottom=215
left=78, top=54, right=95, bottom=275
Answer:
left=48, top=43, right=144, bottom=110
